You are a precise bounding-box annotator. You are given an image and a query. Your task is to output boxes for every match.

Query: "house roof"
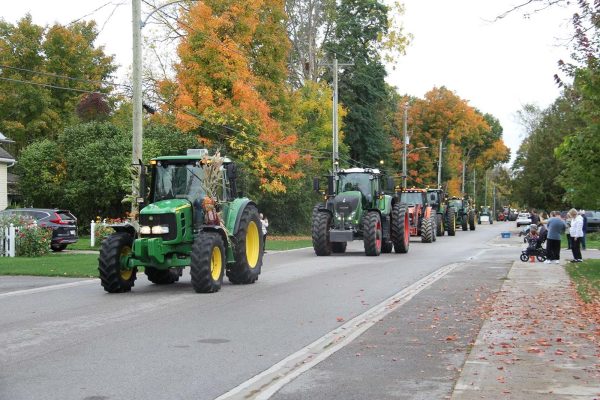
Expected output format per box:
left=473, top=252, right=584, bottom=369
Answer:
left=0, top=147, right=15, bottom=163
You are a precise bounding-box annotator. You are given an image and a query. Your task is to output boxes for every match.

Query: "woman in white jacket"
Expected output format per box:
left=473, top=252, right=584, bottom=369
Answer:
left=568, top=208, right=584, bottom=262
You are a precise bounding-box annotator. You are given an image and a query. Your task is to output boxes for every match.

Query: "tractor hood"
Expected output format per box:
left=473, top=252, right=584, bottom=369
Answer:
left=333, top=191, right=362, bottom=217
left=141, top=198, right=192, bottom=215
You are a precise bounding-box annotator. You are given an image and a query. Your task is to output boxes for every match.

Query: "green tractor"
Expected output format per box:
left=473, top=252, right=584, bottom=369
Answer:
left=478, top=206, right=493, bottom=224
left=311, top=168, right=410, bottom=256
left=98, top=149, right=263, bottom=294
left=426, top=188, right=457, bottom=236
left=447, top=196, right=476, bottom=231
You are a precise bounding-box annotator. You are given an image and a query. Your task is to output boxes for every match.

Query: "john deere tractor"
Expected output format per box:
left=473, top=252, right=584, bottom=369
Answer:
left=426, top=188, right=457, bottom=236
left=98, top=149, right=263, bottom=294
left=396, top=188, right=436, bottom=243
left=447, top=196, right=476, bottom=231
left=311, top=168, right=410, bottom=256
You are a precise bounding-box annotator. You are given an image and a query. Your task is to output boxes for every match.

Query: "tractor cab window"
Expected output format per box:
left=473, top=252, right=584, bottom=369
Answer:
left=154, top=163, right=206, bottom=202
left=448, top=199, right=463, bottom=209
left=400, top=192, right=424, bottom=206
left=338, top=173, right=372, bottom=197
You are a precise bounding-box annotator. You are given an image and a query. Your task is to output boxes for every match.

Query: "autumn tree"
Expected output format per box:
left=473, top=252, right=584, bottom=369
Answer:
left=167, top=0, right=300, bottom=193
left=0, top=16, right=116, bottom=153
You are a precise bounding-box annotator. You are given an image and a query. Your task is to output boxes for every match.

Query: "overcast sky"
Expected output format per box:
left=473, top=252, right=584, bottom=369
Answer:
left=2, top=1, right=577, bottom=162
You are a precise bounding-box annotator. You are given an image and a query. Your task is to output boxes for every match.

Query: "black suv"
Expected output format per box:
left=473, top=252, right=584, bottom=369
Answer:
left=0, top=208, right=78, bottom=251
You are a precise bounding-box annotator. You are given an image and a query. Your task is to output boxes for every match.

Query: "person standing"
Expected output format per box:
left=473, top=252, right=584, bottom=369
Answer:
left=260, top=213, right=268, bottom=253
left=530, top=209, right=540, bottom=225
left=568, top=208, right=584, bottom=262
left=580, top=210, right=588, bottom=251
left=544, top=211, right=566, bottom=264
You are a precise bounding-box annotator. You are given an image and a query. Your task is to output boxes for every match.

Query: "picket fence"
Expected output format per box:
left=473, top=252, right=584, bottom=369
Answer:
left=0, top=224, right=17, bottom=257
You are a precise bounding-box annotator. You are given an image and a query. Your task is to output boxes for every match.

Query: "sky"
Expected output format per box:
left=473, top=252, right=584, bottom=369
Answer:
left=1, top=0, right=577, bottom=162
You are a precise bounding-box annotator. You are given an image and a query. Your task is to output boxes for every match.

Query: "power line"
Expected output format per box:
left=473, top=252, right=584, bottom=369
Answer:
left=0, top=64, right=129, bottom=89
left=0, top=76, right=105, bottom=94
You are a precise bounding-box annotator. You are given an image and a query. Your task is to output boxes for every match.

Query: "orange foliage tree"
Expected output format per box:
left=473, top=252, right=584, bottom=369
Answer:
left=162, top=0, right=300, bottom=193
left=393, top=87, right=509, bottom=195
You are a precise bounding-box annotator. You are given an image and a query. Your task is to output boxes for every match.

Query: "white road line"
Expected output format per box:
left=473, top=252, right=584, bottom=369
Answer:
left=215, top=262, right=464, bottom=400
left=0, top=279, right=97, bottom=299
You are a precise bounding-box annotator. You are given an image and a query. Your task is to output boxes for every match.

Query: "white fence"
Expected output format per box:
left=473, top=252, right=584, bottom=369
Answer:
left=0, top=224, right=17, bottom=257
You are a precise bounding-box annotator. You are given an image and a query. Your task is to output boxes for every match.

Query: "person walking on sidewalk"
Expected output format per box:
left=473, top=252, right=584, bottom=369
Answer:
left=544, top=211, right=566, bottom=264
left=568, top=208, right=584, bottom=262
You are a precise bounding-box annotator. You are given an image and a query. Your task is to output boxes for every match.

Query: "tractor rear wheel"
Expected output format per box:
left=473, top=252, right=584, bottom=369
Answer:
left=145, top=267, right=182, bottom=284
left=332, top=242, right=347, bottom=253
left=421, top=217, right=434, bottom=243
left=392, top=203, right=410, bottom=253
left=436, top=214, right=444, bottom=236
left=227, top=205, right=263, bottom=284
left=363, top=211, right=382, bottom=256
left=468, top=211, right=476, bottom=231
left=98, top=233, right=137, bottom=293
left=191, top=232, right=225, bottom=293
left=312, top=208, right=332, bottom=256
left=446, top=209, right=457, bottom=236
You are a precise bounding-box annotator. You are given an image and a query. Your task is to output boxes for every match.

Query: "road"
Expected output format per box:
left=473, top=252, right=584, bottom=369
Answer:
left=0, top=222, right=516, bottom=400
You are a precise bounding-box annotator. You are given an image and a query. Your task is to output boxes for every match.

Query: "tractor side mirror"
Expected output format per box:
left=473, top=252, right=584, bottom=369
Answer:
left=138, top=161, right=147, bottom=206
left=313, top=177, right=320, bottom=192
left=326, top=175, right=335, bottom=196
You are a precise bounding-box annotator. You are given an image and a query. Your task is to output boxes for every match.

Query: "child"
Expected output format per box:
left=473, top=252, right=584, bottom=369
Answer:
left=524, top=224, right=540, bottom=263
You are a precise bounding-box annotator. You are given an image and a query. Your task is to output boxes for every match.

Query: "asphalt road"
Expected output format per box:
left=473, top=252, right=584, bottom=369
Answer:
left=0, top=221, right=516, bottom=400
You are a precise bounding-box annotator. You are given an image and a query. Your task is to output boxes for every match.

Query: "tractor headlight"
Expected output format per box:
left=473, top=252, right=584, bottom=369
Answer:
left=140, top=225, right=152, bottom=235
left=151, top=225, right=170, bottom=234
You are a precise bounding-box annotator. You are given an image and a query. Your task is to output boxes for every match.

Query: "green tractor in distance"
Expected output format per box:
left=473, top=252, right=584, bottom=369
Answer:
left=98, top=149, right=263, bottom=294
left=478, top=206, right=493, bottom=224
left=311, top=168, right=410, bottom=256
left=447, top=196, right=476, bottom=231
left=426, top=188, right=457, bottom=236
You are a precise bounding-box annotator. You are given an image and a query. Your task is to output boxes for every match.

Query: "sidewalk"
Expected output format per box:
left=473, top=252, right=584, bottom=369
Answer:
left=452, top=254, right=600, bottom=399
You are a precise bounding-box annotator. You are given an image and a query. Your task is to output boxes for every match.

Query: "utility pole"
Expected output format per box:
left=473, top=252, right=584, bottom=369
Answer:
left=321, top=57, right=353, bottom=172
left=132, top=0, right=143, bottom=215
left=437, top=138, right=443, bottom=188
left=484, top=170, right=488, bottom=207
left=472, top=169, right=476, bottom=204
left=402, top=103, right=409, bottom=188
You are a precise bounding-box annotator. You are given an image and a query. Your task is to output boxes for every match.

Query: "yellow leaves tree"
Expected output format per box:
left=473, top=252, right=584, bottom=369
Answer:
left=165, top=0, right=300, bottom=193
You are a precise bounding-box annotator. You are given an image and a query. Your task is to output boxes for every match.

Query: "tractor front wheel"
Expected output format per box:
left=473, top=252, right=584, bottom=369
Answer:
left=98, top=233, right=137, bottom=293
left=227, top=205, right=263, bottom=284
left=461, top=214, right=468, bottom=231
left=190, top=232, right=225, bottom=293
left=392, top=203, right=410, bottom=253
left=446, top=209, right=457, bottom=236
left=436, top=214, right=444, bottom=236
left=145, top=267, right=182, bottom=285
left=312, top=208, right=332, bottom=256
left=363, top=211, right=382, bottom=256
left=421, top=217, right=434, bottom=243
left=468, top=211, right=476, bottom=231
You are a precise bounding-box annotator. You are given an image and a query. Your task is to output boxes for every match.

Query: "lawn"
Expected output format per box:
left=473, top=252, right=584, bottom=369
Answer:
left=566, top=259, right=600, bottom=303
left=560, top=232, right=599, bottom=250
left=0, top=236, right=313, bottom=278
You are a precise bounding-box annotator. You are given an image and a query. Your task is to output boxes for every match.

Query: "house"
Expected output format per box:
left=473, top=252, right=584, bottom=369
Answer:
left=0, top=133, right=16, bottom=210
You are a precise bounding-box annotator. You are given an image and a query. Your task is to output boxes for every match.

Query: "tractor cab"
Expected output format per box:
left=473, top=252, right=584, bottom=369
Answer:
left=395, top=188, right=436, bottom=243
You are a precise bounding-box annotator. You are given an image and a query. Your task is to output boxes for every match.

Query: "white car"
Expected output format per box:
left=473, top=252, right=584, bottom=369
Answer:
left=516, top=212, right=532, bottom=227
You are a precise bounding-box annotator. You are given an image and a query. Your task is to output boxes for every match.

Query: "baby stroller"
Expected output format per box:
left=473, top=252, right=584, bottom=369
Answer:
left=520, top=224, right=547, bottom=262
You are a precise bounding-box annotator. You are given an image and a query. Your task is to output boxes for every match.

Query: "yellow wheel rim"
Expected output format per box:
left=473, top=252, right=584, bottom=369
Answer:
left=119, top=246, right=133, bottom=280
left=211, top=245, right=222, bottom=281
left=246, top=220, right=260, bottom=268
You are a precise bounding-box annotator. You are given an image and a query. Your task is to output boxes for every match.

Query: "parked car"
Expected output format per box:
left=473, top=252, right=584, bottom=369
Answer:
left=585, top=210, right=600, bottom=232
left=516, top=212, right=532, bottom=227
left=0, top=208, right=78, bottom=251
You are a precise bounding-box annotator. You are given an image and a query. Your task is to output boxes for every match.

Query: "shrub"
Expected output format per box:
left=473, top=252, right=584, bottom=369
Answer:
left=16, top=224, right=53, bottom=257
left=94, top=224, right=115, bottom=243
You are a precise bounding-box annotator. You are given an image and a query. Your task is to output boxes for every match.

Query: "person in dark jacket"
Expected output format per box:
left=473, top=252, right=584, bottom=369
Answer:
left=580, top=210, right=587, bottom=250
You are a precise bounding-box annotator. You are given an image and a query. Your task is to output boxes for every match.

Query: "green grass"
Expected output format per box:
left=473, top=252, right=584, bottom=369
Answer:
left=560, top=232, right=600, bottom=250
left=67, top=235, right=99, bottom=251
left=266, top=239, right=312, bottom=251
left=0, top=254, right=99, bottom=278
left=566, top=259, right=600, bottom=303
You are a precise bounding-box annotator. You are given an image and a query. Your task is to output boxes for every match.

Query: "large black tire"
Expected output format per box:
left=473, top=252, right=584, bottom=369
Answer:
left=312, top=209, right=332, bottom=256
left=468, top=211, right=476, bottom=231
left=363, top=211, right=382, bottom=256
left=145, top=267, right=182, bottom=284
left=51, top=244, right=67, bottom=252
left=436, top=214, right=444, bottom=237
left=190, top=232, right=225, bottom=293
left=332, top=242, right=347, bottom=253
left=421, top=217, right=434, bottom=243
left=392, top=203, right=410, bottom=254
left=98, top=233, right=137, bottom=293
left=446, top=209, right=456, bottom=236
left=461, top=214, right=468, bottom=231
left=381, top=240, right=393, bottom=253
left=227, top=205, right=263, bottom=284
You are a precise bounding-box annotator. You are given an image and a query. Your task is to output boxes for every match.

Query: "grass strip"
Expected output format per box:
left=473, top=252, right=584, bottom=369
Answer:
left=566, top=259, right=600, bottom=303
left=0, top=254, right=99, bottom=278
